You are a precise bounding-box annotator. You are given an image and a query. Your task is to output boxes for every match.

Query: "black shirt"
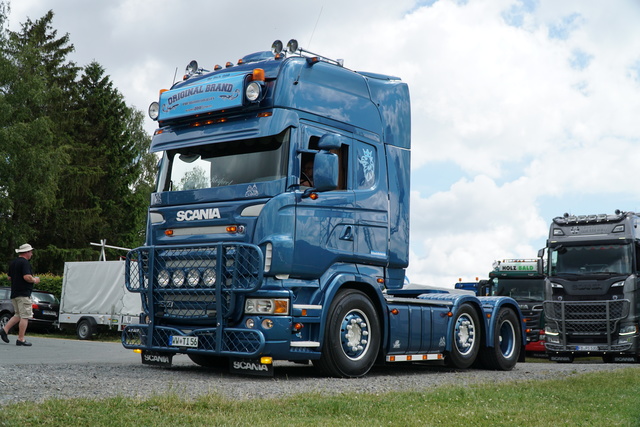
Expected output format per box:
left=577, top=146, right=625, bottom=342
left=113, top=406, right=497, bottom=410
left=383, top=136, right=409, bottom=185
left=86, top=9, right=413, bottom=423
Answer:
left=8, top=257, right=34, bottom=299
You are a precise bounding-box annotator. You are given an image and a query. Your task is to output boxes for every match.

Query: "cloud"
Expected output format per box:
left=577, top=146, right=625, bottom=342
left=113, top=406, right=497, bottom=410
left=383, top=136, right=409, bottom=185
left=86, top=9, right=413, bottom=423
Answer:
left=9, top=0, right=640, bottom=287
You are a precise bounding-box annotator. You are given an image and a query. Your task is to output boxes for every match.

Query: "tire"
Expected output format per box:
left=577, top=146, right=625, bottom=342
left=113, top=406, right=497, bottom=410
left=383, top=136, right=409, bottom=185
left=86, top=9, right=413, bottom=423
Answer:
left=313, top=289, right=381, bottom=378
left=0, top=312, right=13, bottom=332
left=478, top=307, right=521, bottom=370
left=76, top=319, right=96, bottom=340
left=188, top=354, right=229, bottom=368
left=445, top=303, right=481, bottom=369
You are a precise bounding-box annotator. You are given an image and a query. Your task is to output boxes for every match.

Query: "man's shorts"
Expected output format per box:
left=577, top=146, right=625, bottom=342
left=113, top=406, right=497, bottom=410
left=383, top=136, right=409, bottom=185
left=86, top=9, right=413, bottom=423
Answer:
left=11, top=297, right=33, bottom=319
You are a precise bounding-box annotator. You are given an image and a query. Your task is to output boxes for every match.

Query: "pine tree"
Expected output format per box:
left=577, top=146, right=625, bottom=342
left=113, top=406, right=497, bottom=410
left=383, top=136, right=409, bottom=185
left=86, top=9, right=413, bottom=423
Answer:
left=0, top=9, right=155, bottom=272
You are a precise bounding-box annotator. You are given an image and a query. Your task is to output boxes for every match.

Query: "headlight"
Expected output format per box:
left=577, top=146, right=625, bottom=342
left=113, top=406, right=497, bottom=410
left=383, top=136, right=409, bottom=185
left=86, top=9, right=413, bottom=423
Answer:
left=157, top=270, right=170, bottom=288
left=611, top=281, right=625, bottom=288
left=203, top=268, right=216, bottom=286
left=148, top=102, right=159, bottom=120
left=245, top=298, right=289, bottom=315
left=620, top=325, right=638, bottom=335
left=245, top=82, right=262, bottom=102
left=550, top=282, right=564, bottom=289
left=172, top=270, right=185, bottom=287
left=187, top=269, right=200, bottom=287
left=545, top=326, right=559, bottom=336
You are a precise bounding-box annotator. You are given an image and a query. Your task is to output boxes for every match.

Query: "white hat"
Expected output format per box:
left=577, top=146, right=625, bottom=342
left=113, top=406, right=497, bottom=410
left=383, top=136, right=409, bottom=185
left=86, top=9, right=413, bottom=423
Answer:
left=15, top=243, right=34, bottom=253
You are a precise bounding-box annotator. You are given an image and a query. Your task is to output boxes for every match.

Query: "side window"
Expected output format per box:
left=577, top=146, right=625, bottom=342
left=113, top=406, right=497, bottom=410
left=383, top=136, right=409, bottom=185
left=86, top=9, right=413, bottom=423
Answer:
left=355, top=141, right=377, bottom=190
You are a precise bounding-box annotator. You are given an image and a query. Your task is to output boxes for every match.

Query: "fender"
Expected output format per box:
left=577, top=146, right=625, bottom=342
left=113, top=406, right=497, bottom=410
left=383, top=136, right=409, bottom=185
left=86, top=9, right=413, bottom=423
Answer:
left=476, top=296, right=526, bottom=350
left=315, top=266, right=388, bottom=350
left=417, top=293, right=486, bottom=352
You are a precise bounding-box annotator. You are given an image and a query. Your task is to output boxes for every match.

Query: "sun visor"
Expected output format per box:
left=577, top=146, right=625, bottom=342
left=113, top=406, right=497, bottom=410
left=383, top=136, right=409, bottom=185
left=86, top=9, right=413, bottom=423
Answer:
left=150, top=109, right=299, bottom=153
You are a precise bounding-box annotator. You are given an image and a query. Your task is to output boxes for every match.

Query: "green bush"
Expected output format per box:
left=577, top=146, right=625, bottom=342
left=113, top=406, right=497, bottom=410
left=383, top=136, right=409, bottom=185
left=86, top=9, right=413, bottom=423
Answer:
left=0, top=273, right=63, bottom=299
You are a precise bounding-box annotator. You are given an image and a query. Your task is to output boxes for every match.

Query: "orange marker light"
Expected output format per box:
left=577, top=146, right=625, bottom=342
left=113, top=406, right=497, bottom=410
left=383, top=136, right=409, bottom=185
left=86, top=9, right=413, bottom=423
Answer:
left=253, top=68, right=265, bottom=81
left=165, top=229, right=174, bottom=236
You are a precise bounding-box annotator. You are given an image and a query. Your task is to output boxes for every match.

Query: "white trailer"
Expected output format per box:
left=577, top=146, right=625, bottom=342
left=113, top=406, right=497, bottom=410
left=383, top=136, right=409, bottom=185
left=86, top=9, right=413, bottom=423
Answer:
left=58, top=260, right=142, bottom=339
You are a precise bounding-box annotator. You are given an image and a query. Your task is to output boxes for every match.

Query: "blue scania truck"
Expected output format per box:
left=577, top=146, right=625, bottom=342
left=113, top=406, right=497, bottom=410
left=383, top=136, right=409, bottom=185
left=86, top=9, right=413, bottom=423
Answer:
left=122, top=40, right=524, bottom=377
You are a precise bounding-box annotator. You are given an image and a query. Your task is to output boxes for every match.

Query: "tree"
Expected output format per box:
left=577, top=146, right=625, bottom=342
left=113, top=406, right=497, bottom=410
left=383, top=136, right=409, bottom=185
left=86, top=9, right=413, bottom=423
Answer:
left=0, top=9, right=155, bottom=273
left=40, top=61, right=155, bottom=262
left=0, top=9, right=70, bottom=265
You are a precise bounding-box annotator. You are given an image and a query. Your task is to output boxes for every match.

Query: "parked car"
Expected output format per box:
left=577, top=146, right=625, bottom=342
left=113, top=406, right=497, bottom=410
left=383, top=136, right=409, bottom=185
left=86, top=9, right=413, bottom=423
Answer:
left=0, top=287, right=60, bottom=331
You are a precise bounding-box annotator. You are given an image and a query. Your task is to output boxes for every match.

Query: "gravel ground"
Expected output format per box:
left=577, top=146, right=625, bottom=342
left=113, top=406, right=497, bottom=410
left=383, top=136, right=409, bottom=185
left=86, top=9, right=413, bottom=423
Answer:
left=0, top=356, right=637, bottom=406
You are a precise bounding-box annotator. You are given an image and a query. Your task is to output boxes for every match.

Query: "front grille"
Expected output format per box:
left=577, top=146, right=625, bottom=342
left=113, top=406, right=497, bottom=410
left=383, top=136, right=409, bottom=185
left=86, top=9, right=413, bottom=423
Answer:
left=125, top=243, right=263, bottom=321
left=544, top=299, right=630, bottom=336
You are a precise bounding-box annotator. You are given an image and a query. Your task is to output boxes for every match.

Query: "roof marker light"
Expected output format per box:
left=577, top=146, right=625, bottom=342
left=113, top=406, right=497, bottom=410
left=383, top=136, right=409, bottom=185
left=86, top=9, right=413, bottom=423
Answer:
left=252, top=68, right=265, bottom=81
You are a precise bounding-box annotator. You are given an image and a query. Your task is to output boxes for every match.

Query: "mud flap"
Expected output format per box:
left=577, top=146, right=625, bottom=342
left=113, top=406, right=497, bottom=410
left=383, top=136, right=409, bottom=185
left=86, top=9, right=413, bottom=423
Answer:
left=229, top=358, right=274, bottom=377
left=141, top=350, right=173, bottom=367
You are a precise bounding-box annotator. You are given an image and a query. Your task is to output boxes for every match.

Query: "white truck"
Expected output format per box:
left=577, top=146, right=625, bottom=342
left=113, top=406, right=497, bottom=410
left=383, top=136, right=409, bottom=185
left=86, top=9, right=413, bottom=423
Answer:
left=58, top=261, right=142, bottom=339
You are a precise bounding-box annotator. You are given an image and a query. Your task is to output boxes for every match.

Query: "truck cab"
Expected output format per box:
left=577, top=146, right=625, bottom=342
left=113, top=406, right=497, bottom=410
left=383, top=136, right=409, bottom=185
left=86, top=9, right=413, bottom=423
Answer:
left=122, top=40, right=524, bottom=377
left=486, top=260, right=546, bottom=355
left=541, top=211, right=640, bottom=363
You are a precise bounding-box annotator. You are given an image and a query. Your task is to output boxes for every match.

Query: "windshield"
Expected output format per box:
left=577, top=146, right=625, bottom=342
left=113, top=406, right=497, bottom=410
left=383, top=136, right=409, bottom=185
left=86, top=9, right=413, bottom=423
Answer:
left=157, top=130, right=289, bottom=192
left=550, top=244, right=633, bottom=276
left=491, top=278, right=544, bottom=300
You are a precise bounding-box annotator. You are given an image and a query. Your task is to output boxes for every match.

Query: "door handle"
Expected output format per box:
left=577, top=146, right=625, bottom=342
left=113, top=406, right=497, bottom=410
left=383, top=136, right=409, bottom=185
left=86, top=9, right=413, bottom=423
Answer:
left=340, top=225, right=354, bottom=241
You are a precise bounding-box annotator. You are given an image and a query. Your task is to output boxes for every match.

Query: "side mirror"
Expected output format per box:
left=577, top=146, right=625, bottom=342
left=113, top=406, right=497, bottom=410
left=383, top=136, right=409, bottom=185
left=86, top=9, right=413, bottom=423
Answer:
left=537, top=257, right=545, bottom=275
left=318, top=133, right=345, bottom=151
left=313, top=151, right=338, bottom=191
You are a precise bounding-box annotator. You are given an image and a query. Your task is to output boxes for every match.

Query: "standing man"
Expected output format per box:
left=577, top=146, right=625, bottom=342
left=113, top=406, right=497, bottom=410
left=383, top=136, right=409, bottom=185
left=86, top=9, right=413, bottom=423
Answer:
left=0, top=243, right=40, bottom=346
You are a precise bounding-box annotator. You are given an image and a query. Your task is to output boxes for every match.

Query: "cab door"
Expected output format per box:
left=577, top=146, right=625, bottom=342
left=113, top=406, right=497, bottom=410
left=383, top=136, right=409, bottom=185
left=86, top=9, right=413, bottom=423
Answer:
left=292, top=124, right=355, bottom=278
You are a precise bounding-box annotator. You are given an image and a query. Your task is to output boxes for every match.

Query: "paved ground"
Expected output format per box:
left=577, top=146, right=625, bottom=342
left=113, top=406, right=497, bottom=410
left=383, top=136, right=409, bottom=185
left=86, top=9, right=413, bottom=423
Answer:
left=0, top=335, right=140, bottom=365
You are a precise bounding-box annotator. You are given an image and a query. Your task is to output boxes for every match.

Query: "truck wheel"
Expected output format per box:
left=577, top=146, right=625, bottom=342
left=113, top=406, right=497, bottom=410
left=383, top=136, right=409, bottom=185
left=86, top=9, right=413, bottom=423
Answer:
left=76, top=319, right=95, bottom=340
left=188, top=354, right=228, bottom=368
left=445, top=303, right=481, bottom=369
left=313, top=289, right=380, bottom=378
left=478, top=307, right=521, bottom=370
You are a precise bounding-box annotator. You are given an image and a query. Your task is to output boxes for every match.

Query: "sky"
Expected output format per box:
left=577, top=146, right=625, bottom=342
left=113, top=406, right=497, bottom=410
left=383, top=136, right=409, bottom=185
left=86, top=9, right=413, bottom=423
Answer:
left=7, top=0, right=640, bottom=287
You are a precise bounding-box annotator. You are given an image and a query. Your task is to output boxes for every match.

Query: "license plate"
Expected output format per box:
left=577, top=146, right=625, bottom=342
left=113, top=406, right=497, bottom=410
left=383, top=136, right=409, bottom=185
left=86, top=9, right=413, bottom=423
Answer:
left=43, top=310, right=57, bottom=316
left=577, top=345, right=599, bottom=351
left=170, top=335, right=198, bottom=348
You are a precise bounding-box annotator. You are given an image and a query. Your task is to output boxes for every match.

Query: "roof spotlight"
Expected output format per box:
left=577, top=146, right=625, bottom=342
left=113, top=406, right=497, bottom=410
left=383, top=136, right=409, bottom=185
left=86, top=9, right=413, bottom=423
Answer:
left=186, top=60, right=198, bottom=75
left=286, top=39, right=298, bottom=53
left=271, top=40, right=283, bottom=55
